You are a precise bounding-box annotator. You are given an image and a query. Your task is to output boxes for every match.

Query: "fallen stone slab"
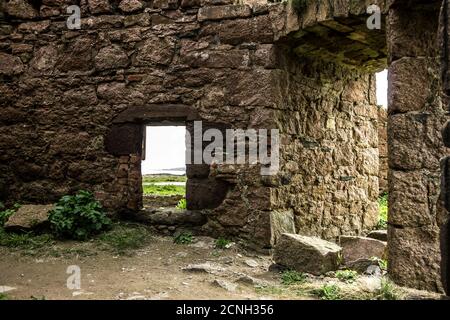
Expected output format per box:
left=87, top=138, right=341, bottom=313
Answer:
left=4, top=204, right=53, bottom=231
left=367, top=230, right=387, bottom=242
left=343, top=258, right=377, bottom=273
left=182, top=263, right=226, bottom=274
left=339, top=236, right=387, bottom=263
left=273, top=233, right=342, bottom=275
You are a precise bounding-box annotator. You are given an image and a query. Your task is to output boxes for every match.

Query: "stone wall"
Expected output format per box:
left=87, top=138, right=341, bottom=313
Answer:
left=270, top=50, right=380, bottom=241
left=378, top=106, right=388, bottom=195
left=387, top=0, right=449, bottom=292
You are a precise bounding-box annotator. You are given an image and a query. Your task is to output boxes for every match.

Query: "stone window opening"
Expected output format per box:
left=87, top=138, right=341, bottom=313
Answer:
left=141, top=125, right=187, bottom=211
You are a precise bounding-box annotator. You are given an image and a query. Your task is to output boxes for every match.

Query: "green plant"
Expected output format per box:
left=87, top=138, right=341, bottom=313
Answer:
left=0, top=293, right=9, bottom=300
left=99, top=223, right=152, bottom=254
left=377, top=193, right=388, bottom=229
left=376, top=278, right=401, bottom=300
left=335, top=270, right=358, bottom=283
left=176, top=198, right=187, bottom=210
left=370, top=257, right=388, bottom=271
left=215, top=237, right=231, bottom=249
left=174, top=231, right=193, bottom=244
left=281, top=270, right=307, bottom=285
left=0, top=203, right=20, bottom=227
left=48, top=190, right=111, bottom=240
left=314, top=284, right=341, bottom=300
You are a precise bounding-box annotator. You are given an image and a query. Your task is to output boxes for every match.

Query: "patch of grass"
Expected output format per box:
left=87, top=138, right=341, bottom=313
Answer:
left=215, top=237, right=232, bottom=249
left=0, top=293, right=9, bottom=300
left=377, top=193, right=388, bottom=229
left=335, top=270, right=358, bottom=283
left=143, top=184, right=185, bottom=196
left=174, top=231, right=193, bottom=244
left=376, top=278, right=401, bottom=300
left=314, top=284, right=341, bottom=300
left=0, top=227, right=54, bottom=250
left=142, top=175, right=187, bottom=183
left=255, top=285, right=285, bottom=296
left=98, top=223, right=152, bottom=254
left=176, top=198, right=187, bottom=210
left=281, top=270, right=307, bottom=285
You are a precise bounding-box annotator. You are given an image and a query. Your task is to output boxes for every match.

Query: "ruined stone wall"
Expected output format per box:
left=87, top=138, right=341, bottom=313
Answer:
left=378, top=106, right=387, bottom=195
left=387, top=0, right=449, bottom=292
left=0, top=0, right=394, bottom=251
left=0, top=0, right=292, bottom=249
left=269, top=49, right=379, bottom=241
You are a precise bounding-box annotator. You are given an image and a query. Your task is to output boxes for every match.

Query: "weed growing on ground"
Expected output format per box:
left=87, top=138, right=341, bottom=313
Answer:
left=176, top=198, right=187, bottom=210
left=215, top=237, right=231, bottom=249
left=335, top=270, right=358, bottom=283
left=174, top=231, right=193, bottom=244
left=314, top=284, right=341, bottom=300
left=281, top=270, right=307, bottom=285
left=376, top=278, right=401, bottom=300
left=0, top=203, right=20, bottom=226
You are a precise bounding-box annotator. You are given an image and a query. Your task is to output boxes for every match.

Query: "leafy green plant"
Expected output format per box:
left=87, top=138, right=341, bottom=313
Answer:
left=281, top=270, right=307, bottom=285
left=377, top=193, right=388, bottom=229
left=174, top=231, right=193, bottom=244
left=176, top=198, right=187, bottom=210
left=335, top=270, right=358, bottom=283
left=314, top=284, right=341, bottom=300
left=0, top=203, right=20, bottom=227
left=215, top=237, right=232, bottom=249
left=99, top=223, right=152, bottom=254
left=48, top=190, right=111, bottom=240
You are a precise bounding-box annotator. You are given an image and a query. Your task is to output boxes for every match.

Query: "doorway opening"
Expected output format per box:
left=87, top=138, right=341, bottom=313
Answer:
left=375, top=69, right=389, bottom=231
left=141, top=125, right=187, bottom=210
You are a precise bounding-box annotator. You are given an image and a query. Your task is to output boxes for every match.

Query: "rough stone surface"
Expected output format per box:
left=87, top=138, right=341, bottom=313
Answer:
left=339, top=235, right=387, bottom=263
left=378, top=107, right=388, bottom=195
left=273, top=233, right=342, bottom=275
left=0, top=0, right=446, bottom=292
left=4, top=204, right=54, bottom=230
left=367, top=230, right=388, bottom=242
left=387, top=1, right=449, bottom=292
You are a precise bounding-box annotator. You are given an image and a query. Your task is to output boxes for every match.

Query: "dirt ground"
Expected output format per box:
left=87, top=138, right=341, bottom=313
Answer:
left=0, top=233, right=293, bottom=300
left=0, top=229, right=442, bottom=300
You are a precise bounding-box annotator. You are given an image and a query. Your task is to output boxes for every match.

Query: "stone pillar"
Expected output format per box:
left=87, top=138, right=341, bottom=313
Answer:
left=378, top=107, right=388, bottom=195
left=439, top=0, right=450, bottom=296
left=387, top=0, right=448, bottom=291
